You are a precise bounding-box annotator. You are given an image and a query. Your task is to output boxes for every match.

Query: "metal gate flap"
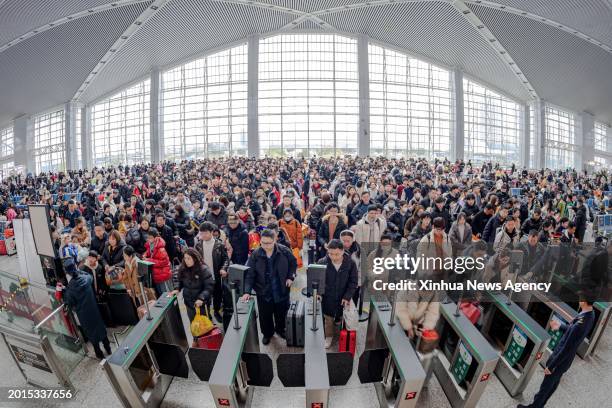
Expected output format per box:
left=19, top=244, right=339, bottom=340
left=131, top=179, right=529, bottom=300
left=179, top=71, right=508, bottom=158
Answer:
left=149, top=341, right=189, bottom=378
left=242, top=352, right=274, bottom=387
left=358, top=348, right=389, bottom=383
left=277, top=353, right=305, bottom=387
left=187, top=347, right=219, bottom=381
left=327, top=352, right=353, bottom=386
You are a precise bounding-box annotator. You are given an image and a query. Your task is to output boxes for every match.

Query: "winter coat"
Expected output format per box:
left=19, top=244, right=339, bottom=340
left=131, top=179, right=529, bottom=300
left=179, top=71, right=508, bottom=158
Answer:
left=81, top=262, right=109, bottom=302
left=125, top=227, right=148, bottom=254
left=416, top=230, right=453, bottom=278
left=520, top=216, right=543, bottom=236
left=431, top=206, right=453, bottom=233
left=279, top=218, right=303, bottom=250
left=482, top=214, right=505, bottom=244
left=205, top=207, right=228, bottom=229
left=144, top=237, right=172, bottom=284
left=493, top=225, right=520, bottom=252
left=244, top=244, right=297, bottom=300
left=90, top=232, right=108, bottom=256
left=63, top=271, right=107, bottom=343
left=316, top=254, right=358, bottom=318
left=396, top=290, right=440, bottom=332
left=157, top=224, right=177, bottom=260
left=449, top=221, right=473, bottom=257
left=174, top=213, right=195, bottom=247
left=176, top=264, right=214, bottom=311
left=101, top=240, right=126, bottom=269
left=226, top=222, right=250, bottom=265
left=353, top=216, right=386, bottom=245
left=317, top=214, right=348, bottom=248
left=195, top=238, right=230, bottom=277
left=472, top=210, right=492, bottom=237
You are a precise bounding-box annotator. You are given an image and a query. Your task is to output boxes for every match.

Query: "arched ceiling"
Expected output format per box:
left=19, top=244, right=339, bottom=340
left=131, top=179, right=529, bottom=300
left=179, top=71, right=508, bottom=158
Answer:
left=1, top=0, right=611, bottom=127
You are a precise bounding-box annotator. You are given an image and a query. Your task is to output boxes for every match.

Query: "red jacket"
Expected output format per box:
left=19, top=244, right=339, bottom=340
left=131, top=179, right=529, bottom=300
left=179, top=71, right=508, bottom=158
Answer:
left=145, top=237, right=171, bottom=284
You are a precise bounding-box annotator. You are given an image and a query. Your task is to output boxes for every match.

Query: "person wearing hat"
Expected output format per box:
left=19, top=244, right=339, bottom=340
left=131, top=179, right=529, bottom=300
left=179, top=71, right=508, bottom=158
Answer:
left=57, top=259, right=111, bottom=359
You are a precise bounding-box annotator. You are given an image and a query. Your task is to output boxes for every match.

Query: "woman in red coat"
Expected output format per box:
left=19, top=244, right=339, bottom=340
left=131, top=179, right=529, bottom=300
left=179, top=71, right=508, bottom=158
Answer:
left=144, top=228, right=172, bottom=296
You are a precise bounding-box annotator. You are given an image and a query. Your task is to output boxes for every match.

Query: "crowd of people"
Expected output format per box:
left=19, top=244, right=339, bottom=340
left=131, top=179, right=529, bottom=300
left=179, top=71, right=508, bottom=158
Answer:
left=0, top=157, right=610, bottom=355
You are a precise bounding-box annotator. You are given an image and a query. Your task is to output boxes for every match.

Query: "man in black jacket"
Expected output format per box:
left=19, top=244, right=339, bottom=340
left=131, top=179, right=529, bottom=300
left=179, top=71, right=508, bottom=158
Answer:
left=155, top=212, right=178, bottom=261
left=317, top=239, right=358, bottom=349
left=242, top=229, right=297, bottom=345
left=432, top=196, right=452, bottom=233
left=195, top=222, right=230, bottom=322
left=226, top=214, right=249, bottom=265
left=520, top=208, right=543, bottom=237
left=472, top=204, right=494, bottom=238
left=90, top=222, right=108, bottom=256
left=482, top=205, right=509, bottom=244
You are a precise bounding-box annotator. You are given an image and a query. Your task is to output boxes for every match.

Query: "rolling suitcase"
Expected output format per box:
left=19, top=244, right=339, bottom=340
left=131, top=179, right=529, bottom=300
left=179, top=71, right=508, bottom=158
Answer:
left=285, top=300, right=305, bottom=347
left=193, top=328, right=223, bottom=350
left=339, top=319, right=357, bottom=356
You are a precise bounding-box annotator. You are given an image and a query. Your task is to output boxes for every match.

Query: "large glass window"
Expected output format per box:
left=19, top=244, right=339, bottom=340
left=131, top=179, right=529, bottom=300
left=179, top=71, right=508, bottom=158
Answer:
left=0, top=125, right=13, bottom=158
left=259, top=34, right=359, bottom=157
left=464, top=79, right=521, bottom=164
left=91, top=79, right=151, bottom=166
left=369, top=44, right=452, bottom=158
left=544, top=105, right=576, bottom=169
left=0, top=162, right=14, bottom=181
left=594, top=121, right=608, bottom=153
left=34, top=110, right=65, bottom=173
left=162, top=44, right=248, bottom=160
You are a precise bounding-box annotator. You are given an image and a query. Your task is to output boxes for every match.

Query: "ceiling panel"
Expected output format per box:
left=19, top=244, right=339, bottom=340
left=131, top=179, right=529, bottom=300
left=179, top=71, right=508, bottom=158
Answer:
left=0, top=1, right=121, bottom=47
left=322, top=0, right=532, bottom=101
left=477, top=0, right=612, bottom=48
left=0, top=2, right=151, bottom=125
left=80, top=0, right=296, bottom=103
left=470, top=3, right=612, bottom=123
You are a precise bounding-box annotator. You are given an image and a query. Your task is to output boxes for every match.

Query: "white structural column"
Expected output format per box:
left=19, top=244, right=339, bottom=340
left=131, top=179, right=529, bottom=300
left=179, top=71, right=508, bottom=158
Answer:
left=608, top=126, right=612, bottom=156
left=522, top=103, right=530, bottom=168
left=453, top=69, right=465, bottom=161
left=536, top=99, right=546, bottom=168
left=64, top=102, right=78, bottom=170
left=81, top=106, right=92, bottom=169
left=357, top=34, right=370, bottom=157
left=150, top=66, right=162, bottom=163
left=13, top=115, right=34, bottom=173
left=247, top=35, right=259, bottom=158
left=579, top=112, right=595, bottom=171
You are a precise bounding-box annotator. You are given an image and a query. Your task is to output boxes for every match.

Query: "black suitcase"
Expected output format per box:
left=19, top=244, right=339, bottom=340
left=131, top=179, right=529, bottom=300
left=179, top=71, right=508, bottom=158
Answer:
left=285, top=300, right=305, bottom=347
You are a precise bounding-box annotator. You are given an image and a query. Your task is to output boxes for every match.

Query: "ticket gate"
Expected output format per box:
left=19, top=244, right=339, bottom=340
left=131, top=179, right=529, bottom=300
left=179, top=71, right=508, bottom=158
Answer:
left=207, top=293, right=273, bottom=408
left=358, top=299, right=426, bottom=408
left=432, top=301, right=499, bottom=408
left=565, top=301, right=612, bottom=359
left=480, top=291, right=550, bottom=397
left=277, top=273, right=354, bottom=408
left=102, top=293, right=189, bottom=408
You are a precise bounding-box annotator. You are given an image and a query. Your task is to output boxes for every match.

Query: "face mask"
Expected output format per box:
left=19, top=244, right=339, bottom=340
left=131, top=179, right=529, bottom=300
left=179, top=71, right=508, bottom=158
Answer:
left=284, top=216, right=292, bottom=222
left=388, top=202, right=396, bottom=209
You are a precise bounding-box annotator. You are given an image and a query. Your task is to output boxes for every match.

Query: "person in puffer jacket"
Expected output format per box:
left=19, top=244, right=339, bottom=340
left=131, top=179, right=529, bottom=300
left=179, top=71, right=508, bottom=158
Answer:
left=144, top=228, right=172, bottom=296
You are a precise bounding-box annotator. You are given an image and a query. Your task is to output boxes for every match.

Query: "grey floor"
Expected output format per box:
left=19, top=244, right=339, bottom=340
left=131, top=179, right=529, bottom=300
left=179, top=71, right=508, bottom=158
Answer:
left=0, top=253, right=610, bottom=408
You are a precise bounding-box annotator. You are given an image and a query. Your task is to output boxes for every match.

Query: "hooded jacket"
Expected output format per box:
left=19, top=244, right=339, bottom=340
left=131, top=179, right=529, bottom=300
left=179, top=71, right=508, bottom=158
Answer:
left=145, top=236, right=172, bottom=284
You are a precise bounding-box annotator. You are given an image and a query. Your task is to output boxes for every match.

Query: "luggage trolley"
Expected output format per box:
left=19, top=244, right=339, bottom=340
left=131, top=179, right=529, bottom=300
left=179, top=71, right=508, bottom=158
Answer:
left=277, top=264, right=354, bottom=408
left=358, top=297, right=426, bottom=408
left=432, top=301, right=499, bottom=408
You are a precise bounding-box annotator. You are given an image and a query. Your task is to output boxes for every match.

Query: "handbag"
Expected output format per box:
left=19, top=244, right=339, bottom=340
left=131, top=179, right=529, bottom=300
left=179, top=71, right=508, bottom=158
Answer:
left=459, top=301, right=481, bottom=325
left=190, top=305, right=214, bottom=337
left=417, top=329, right=440, bottom=354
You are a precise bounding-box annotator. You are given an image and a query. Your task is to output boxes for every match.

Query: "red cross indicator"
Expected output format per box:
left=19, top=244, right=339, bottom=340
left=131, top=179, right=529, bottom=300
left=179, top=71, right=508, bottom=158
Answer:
left=218, top=398, right=230, bottom=407
left=536, top=352, right=543, bottom=360
left=311, top=403, right=324, bottom=408
left=405, top=391, right=417, bottom=400
left=480, top=373, right=491, bottom=382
